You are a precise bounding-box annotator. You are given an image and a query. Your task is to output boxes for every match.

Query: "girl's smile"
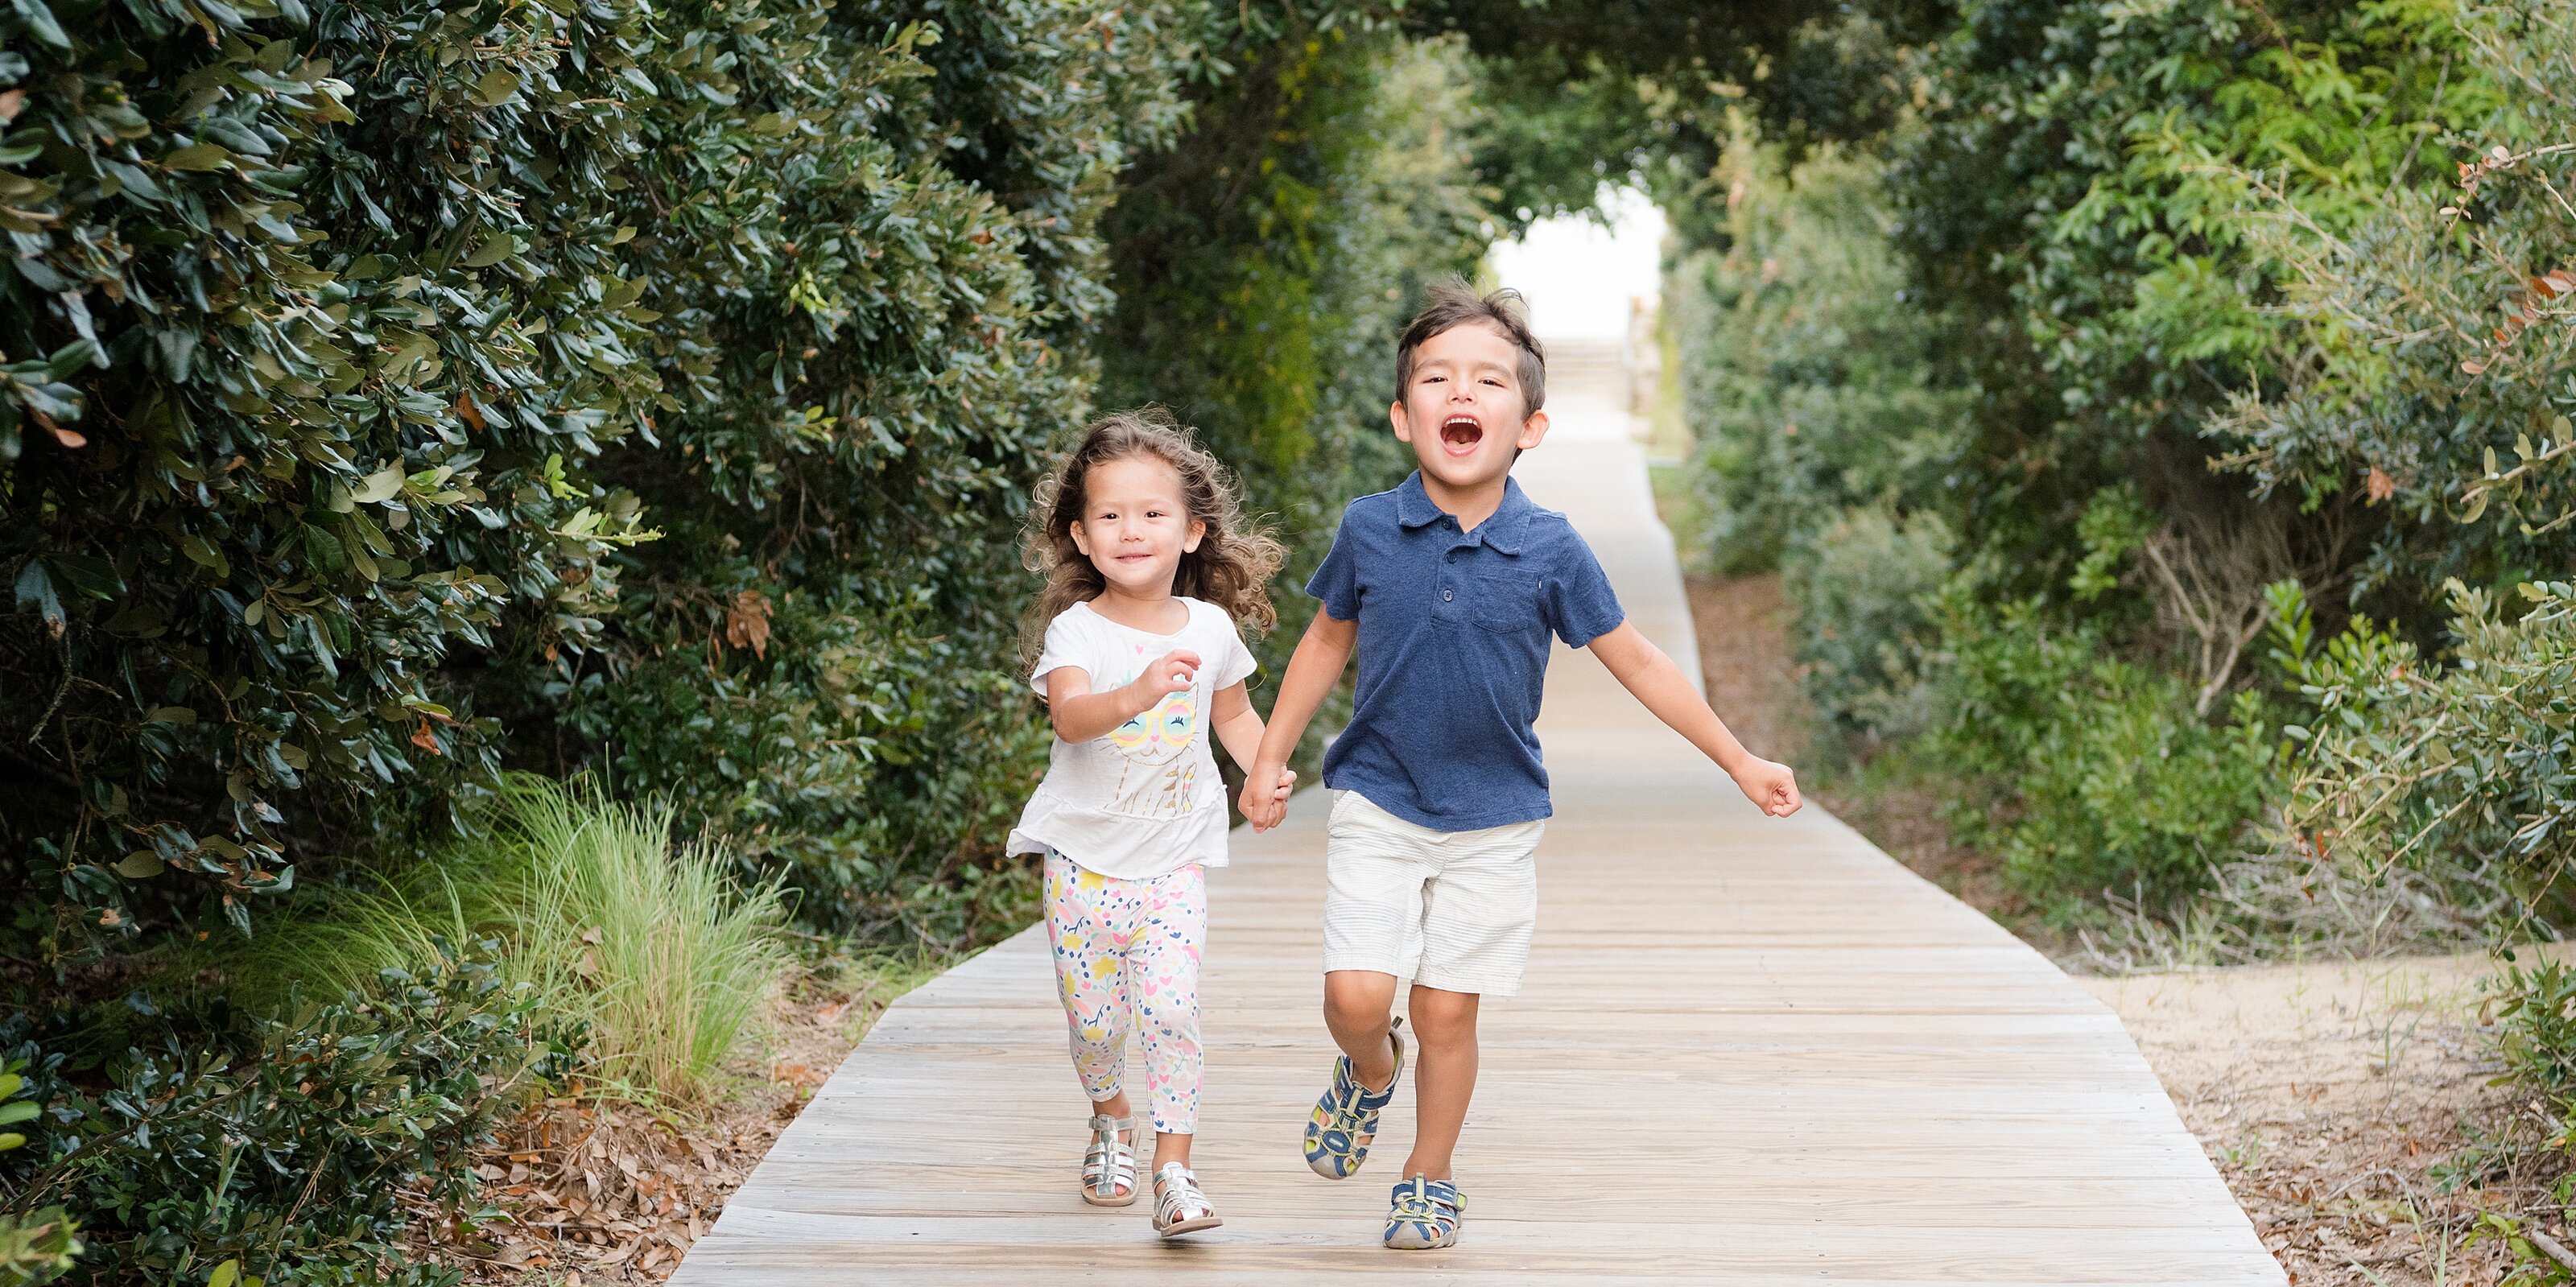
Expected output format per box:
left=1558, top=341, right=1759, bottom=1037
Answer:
left=1070, top=455, right=1206, bottom=632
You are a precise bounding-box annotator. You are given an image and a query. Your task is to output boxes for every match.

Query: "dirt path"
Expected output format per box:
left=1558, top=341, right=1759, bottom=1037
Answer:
left=1682, top=570, right=2527, bottom=1287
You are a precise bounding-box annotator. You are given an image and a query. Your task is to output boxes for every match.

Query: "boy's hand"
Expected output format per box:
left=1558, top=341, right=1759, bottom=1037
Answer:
left=1122, top=650, right=1200, bottom=712
left=1264, top=767, right=1297, bottom=823
left=1732, top=757, right=1802, bottom=818
left=1239, top=761, right=1294, bottom=831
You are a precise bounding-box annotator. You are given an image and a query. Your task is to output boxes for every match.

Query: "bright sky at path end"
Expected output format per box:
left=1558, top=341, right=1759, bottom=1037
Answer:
left=1485, top=185, right=1666, bottom=343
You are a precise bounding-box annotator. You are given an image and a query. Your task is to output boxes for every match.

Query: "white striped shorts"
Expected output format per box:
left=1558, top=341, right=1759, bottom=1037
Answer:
left=1322, top=790, right=1546, bottom=997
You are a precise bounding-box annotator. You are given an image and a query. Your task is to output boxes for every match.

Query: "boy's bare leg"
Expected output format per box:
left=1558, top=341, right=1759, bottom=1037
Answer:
left=1324, top=972, right=1482, bottom=1180
left=1399, top=984, right=1479, bottom=1181
left=1323, top=969, right=1402, bottom=1089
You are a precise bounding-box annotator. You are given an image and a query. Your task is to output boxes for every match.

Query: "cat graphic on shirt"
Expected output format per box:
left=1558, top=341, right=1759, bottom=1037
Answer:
left=1105, top=641, right=1200, bottom=819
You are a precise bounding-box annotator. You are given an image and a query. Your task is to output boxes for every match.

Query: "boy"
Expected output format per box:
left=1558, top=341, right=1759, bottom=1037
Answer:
left=1237, top=283, right=1801, bottom=1251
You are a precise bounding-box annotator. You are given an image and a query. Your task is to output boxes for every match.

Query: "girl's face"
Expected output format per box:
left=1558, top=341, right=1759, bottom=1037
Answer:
left=1069, top=455, right=1205, bottom=601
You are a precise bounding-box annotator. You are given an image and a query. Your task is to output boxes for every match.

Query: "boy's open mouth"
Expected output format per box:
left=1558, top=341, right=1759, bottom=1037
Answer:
left=1439, top=413, right=1484, bottom=455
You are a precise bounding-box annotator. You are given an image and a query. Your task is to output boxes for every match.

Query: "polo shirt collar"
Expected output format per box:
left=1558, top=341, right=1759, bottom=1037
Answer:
left=1395, top=471, right=1537, bottom=555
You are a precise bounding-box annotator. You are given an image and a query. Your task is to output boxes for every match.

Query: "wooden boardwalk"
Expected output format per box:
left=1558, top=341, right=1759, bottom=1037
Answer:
left=668, top=386, right=2281, bottom=1284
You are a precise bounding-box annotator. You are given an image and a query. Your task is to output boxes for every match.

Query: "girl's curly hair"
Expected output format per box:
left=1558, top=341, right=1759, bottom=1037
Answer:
left=1022, top=409, right=1284, bottom=667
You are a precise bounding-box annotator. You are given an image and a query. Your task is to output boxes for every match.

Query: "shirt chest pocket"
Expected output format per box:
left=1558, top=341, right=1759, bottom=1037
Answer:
left=1469, top=569, right=1547, bottom=636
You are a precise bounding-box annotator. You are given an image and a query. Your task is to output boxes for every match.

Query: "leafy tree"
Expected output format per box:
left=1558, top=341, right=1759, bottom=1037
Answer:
left=1669, top=126, right=1964, bottom=576
left=1887, top=0, right=2490, bottom=621
left=0, top=0, right=1224, bottom=957
left=1100, top=18, right=1488, bottom=592
left=2221, top=1, right=2576, bottom=593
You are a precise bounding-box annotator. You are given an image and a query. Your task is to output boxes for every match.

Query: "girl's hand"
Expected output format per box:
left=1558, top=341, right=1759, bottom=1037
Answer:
left=1732, top=758, right=1802, bottom=818
left=1123, top=650, right=1200, bottom=712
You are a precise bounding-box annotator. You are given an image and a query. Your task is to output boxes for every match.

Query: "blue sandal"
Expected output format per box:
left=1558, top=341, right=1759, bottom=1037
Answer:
left=1385, top=1175, right=1463, bottom=1249
left=1302, top=1017, right=1406, bottom=1179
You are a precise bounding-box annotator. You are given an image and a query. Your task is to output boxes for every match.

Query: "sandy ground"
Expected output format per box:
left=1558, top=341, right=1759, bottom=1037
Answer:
left=1684, top=568, right=2544, bottom=1286
left=2085, top=954, right=2532, bottom=1285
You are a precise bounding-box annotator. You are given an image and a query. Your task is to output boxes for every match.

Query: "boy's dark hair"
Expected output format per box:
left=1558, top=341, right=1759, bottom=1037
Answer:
left=1395, top=282, right=1547, bottom=414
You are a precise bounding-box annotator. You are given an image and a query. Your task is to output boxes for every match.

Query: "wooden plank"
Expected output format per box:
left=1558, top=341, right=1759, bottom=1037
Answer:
left=667, top=386, right=2280, bottom=1285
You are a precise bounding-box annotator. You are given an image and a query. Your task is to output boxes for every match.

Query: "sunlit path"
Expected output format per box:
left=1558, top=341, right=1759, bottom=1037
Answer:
left=664, top=291, right=2280, bottom=1281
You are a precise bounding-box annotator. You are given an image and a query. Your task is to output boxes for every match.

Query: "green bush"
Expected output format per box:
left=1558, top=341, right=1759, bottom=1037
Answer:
left=1, top=943, right=563, bottom=1285
left=268, top=778, right=790, bottom=1104
left=1784, top=502, right=1951, bottom=740
left=0, top=1207, right=79, bottom=1287
left=2489, top=955, right=2576, bottom=1133
left=1889, top=0, right=2483, bottom=613
left=2453, top=952, right=2576, bottom=1250
left=2215, top=2, right=2576, bottom=592
left=0, top=1066, right=76, bottom=1287
left=1653, top=0, right=2533, bottom=940
left=2278, top=579, right=2576, bottom=918
left=1926, top=582, right=2277, bottom=914
left=2, top=0, right=707, bottom=950
left=1666, top=129, right=1963, bottom=577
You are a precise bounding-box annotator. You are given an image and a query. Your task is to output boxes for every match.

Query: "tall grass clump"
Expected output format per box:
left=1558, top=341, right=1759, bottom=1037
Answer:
left=271, top=777, right=791, bottom=1105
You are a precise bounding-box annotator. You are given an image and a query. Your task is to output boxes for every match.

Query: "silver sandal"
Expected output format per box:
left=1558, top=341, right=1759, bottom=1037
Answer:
left=1080, top=1113, right=1137, bottom=1206
left=1153, top=1161, right=1223, bottom=1237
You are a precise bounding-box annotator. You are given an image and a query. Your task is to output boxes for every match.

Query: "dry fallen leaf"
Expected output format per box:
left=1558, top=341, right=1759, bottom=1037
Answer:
left=2365, top=466, right=2396, bottom=504
left=722, top=590, right=772, bottom=658
left=32, top=410, right=85, bottom=449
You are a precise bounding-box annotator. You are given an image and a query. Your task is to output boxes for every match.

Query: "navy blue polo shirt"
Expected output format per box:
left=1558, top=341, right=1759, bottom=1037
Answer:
left=1307, top=472, right=1626, bottom=831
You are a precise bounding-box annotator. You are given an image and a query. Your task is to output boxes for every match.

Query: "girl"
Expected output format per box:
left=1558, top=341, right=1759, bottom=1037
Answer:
left=1007, top=410, right=1288, bottom=1238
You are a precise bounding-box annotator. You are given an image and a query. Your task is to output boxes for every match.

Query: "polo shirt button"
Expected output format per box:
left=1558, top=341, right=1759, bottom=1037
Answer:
left=1442, top=588, right=1453, bottom=602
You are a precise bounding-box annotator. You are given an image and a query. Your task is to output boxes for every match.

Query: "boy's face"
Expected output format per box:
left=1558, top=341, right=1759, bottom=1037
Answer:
left=1389, top=320, right=1550, bottom=495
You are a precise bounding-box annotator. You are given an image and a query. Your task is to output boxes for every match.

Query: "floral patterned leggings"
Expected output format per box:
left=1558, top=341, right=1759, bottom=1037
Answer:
left=1044, top=851, right=1206, bottom=1136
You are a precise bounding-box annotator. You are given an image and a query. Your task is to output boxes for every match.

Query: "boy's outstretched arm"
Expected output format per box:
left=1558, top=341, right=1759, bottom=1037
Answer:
left=1237, top=611, right=1358, bottom=831
left=1587, top=622, right=1802, bottom=817
left=1209, top=681, right=1295, bottom=814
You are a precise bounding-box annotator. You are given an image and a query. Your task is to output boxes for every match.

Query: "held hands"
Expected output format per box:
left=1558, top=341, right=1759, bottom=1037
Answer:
left=1238, top=761, right=1297, bottom=832
left=1732, top=757, right=1802, bottom=818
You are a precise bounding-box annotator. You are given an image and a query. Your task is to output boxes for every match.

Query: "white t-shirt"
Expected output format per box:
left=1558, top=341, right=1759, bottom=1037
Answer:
left=1007, top=597, right=1259, bottom=879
